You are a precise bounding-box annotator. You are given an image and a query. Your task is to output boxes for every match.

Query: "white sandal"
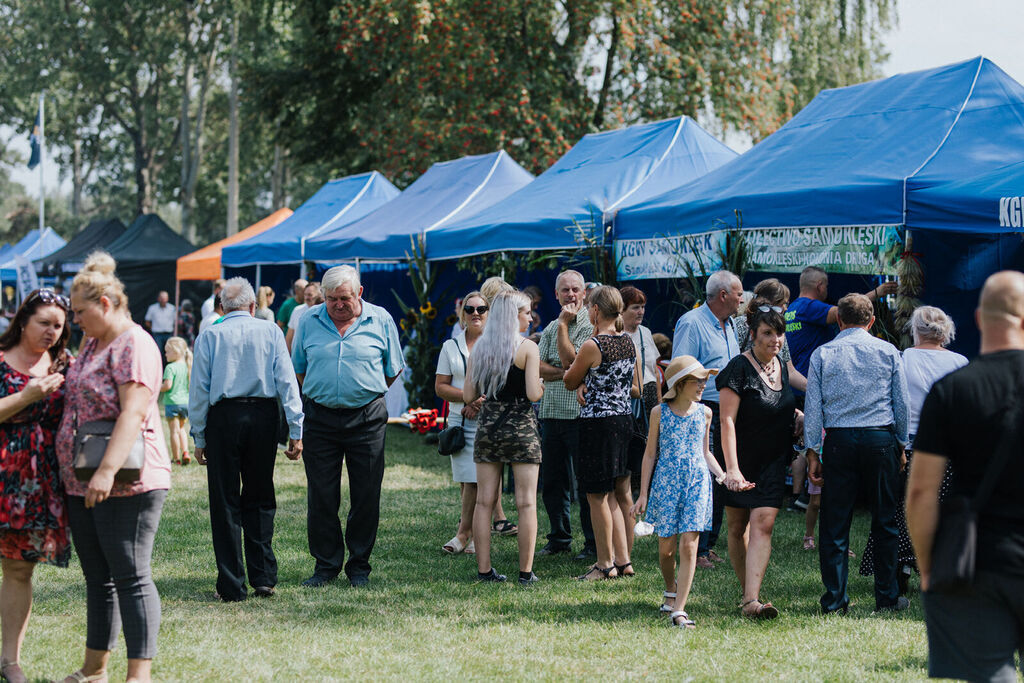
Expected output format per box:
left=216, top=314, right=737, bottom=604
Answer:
left=442, top=536, right=468, bottom=554
left=669, top=610, right=695, bottom=629
left=660, top=591, right=677, bottom=613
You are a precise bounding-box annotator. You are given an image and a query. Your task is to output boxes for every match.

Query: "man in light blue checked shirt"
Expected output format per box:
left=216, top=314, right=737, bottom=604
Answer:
left=291, top=265, right=404, bottom=588
left=805, top=293, right=910, bottom=615
left=190, top=277, right=304, bottom=602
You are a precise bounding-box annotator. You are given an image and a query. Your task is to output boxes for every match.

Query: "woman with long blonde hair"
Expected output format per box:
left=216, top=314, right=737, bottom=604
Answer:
left=464, top=291, right=544, bottom=584
left=255, top=286, right=275, bottom=323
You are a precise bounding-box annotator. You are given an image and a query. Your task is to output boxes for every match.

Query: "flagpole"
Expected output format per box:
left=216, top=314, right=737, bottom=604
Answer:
left=38, top=92, right=44, bottom=234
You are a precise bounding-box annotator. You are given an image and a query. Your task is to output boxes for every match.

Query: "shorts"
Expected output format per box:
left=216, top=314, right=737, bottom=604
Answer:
left=165, top=404, right=188, bottom=419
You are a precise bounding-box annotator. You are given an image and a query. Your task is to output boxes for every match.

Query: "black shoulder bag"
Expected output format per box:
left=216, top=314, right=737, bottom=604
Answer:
left=627, top=332, right=649, bottom=474
left=437, top=343, right=468, bottom=456
left=929, top=403, right=1019, bottom=594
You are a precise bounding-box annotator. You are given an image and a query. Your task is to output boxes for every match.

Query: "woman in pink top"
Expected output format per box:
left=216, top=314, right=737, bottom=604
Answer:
left=56, top=252, right=170, bottom=683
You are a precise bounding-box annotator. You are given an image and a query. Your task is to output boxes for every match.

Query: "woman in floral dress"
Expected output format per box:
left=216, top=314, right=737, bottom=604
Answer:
left=0, top=289, right=72, bottom=683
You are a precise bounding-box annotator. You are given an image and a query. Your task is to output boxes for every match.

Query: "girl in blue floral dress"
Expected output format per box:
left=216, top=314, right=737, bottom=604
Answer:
left=631, top=355, right=751, bottom=628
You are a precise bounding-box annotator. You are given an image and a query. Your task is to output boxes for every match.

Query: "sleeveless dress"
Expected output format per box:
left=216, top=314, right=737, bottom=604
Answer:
left=473, top=361, right=541, bottom=465
left=0, top=352, right=71, bottom=566
left=645, top=404, right=713, bottom=537
left=715, top=354, right=796, bottom=509
left=577, top=334, right=635, bottom=493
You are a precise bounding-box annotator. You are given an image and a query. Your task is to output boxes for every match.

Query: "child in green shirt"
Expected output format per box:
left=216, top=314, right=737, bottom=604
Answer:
left=161, top=336, right=192, bottom=465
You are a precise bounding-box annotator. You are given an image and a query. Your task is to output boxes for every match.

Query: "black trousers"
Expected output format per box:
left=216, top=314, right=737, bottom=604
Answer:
left=303, top=396, right=387, bottom=580
left=818, top=427, right=901, bottom=612
left=206, top=398, right=280, bottom=600
left=540, top=419, right=594, bottom=549
left=697, top=400, right=725, bottom=556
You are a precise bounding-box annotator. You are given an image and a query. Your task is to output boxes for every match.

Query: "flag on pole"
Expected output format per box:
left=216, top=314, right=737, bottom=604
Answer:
left=27, top=106, right=42, bottom=170
left=13, top=255, right=39, bottom=303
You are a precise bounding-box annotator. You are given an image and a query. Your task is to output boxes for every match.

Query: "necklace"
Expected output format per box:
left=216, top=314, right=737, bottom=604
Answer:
left=751, top=349, right=777, bottom=382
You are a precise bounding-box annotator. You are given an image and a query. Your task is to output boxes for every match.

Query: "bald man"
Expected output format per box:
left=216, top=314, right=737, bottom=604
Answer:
left=908, top=271, right=1024, bottom=682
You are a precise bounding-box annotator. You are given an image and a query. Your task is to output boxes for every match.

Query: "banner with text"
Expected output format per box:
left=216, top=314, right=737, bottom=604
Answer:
left=745, top=225, right=903, bottom=274
left=615, top=232, right=722, bottom=281
left=615, top=225, right=903, bottom=280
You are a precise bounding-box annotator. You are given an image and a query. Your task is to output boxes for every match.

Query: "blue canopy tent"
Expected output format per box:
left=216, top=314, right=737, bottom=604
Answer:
left=0, top=228, right=67, bottom=280
left=614, top=57, right=1024, bottom=353
left=906, top=161, right=1024, bottom=234
left=426, top=116, right=737, bottom=261
left=305, top=151, right=533, bottom=263
left=615, top=57, right=1024, bottom=246
left=220, top=172, right=399, bottom=268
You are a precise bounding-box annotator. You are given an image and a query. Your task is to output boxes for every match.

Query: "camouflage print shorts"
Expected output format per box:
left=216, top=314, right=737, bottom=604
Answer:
left=473, top=400, right=542, bottom=464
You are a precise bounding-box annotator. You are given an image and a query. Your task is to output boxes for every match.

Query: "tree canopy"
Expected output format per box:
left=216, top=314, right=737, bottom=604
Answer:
left=0, top=0, right=895, bottom=246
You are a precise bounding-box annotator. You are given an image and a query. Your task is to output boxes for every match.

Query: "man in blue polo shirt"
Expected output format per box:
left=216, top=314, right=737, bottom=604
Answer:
left=672, top=269, right=743, bottom=568
left=786, top=266, right=897, bottom=383
left=292, top=265, right=404, bottom=588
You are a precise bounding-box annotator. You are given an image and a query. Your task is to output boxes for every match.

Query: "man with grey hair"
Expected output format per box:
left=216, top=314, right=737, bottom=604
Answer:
left=190, top=276, right=304, bottom=602
left=537, top=269, right=597, bottom=559
left=292, top=265, right=404, bottom=588
left=672, top=269, right=743, bottom=567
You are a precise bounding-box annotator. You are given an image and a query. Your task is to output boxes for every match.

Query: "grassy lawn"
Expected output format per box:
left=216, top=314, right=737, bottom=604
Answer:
left=26, top=426, right=931, bottom=681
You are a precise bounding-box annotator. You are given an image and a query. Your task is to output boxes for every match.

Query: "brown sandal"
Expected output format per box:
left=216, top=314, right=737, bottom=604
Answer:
left=741, top=599, right=780, bottom=619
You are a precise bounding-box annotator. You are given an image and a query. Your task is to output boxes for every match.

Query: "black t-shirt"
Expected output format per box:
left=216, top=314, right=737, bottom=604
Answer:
left=915, top=349, right=1024, bottom=576
left=715, top=354, right=796, bottom=477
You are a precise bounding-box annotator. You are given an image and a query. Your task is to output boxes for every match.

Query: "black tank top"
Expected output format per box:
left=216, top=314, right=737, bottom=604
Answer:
left=493, top=363, right=529, bottom=403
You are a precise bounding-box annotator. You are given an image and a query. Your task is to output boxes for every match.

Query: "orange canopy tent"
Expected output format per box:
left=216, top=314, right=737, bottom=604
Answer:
left=176, top=208, right=293, bottom=280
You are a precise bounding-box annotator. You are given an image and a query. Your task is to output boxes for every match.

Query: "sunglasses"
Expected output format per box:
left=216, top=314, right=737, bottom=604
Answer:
left=757, top=305, right=783, bottom=313
left=463, top=305, right=488, bottom=315
left=684, top=378, right=708, bottom=386
left=32, top=288, right=70, bottom=309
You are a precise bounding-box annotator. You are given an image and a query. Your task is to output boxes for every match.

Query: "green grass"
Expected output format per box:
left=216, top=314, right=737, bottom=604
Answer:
left=26, top=426, right=931, bottom=681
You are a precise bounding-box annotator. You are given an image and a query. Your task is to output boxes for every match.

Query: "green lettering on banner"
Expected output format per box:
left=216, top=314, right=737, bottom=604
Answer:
left=745, top=225, right=903, bottom=275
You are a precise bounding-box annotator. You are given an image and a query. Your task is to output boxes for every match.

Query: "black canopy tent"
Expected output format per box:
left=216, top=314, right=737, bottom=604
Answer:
left=35, top=218, right=127, bottom=277
left=104, top=214, right=202, bottom=325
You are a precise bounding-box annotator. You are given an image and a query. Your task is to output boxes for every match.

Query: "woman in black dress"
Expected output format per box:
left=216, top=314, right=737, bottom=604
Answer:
left=718, top=300, right=801, bottom=619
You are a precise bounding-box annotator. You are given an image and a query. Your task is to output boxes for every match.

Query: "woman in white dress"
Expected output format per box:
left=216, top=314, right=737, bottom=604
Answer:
left=435, top=291, right=511, bottom=554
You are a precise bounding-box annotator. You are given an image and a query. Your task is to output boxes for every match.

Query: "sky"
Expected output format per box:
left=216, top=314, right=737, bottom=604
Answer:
left=5, top=0, right=1024, bottom=199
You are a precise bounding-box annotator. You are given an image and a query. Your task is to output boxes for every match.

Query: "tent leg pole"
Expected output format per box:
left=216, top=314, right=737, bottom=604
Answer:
left=174, top=280, right=180, bottom=336
left=256, top=264, right=262, bottom=290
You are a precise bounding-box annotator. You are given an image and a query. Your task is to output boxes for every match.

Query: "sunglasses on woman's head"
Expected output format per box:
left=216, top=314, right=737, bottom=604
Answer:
left=463, top=305, right=488, bottom=315
left=757, top=305, right=783, bottom=313
left=32, top=288, right=70, bottom=309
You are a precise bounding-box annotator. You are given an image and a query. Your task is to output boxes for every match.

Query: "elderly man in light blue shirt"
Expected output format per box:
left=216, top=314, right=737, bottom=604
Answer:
left=671, top=270, right=743, bottom=566
left=805, top=293, right=910, bottom=615
left=291, top=265, right=404, bottom=588
left=190, top=277, right=303, bottom=602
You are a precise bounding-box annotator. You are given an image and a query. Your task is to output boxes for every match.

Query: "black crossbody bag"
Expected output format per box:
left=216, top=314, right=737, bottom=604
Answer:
left=929, top=403, right=1019, bottom=594
left=437, top=343, right=468, bottom=456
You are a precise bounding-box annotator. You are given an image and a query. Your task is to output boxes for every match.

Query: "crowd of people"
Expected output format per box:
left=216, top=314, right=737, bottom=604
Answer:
left=0, top=251, right=1021, bottom=681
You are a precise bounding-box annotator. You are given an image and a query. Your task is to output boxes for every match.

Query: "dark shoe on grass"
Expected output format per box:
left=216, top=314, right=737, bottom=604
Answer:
left=492, top=519, right=518, bottom=536
left=301, top=574, right=337, bottom=588
left=537, top=543, right=571, bottom=556
left=477, top=568, right=507, bottom=583
left=214, top=591, right=246, bottom=602
left=252, top=586, right=275, bottom=598
left=518, top=571, right=540, bottom=586
left=349, top=575, right=369, bottom=588
left=574, top=546, right=597, bottom=561
left=873, top=596, right=910, bottom=614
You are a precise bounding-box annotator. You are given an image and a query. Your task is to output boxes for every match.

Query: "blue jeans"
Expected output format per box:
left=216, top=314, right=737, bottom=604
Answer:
left=818, top=427, right=901, bottom=612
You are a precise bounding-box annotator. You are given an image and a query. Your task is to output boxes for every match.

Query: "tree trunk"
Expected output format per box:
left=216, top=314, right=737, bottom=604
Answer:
left=592, top=12, right=619, bottom=129
left=226, top=7, right=239, bottom=236
left=271, top=143, right=289, bottom=209
left=71, top=138, right=82, bottom=219
left=180, top=4, right=194, bottom=240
